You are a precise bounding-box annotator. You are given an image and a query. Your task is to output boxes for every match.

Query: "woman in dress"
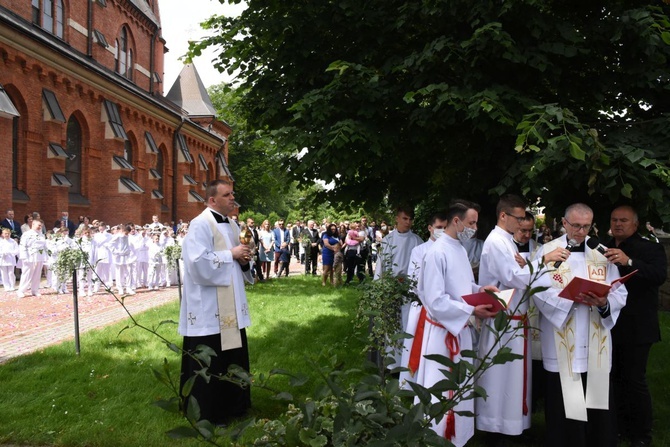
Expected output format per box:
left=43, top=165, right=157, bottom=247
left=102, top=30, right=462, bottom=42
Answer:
left=321, top=223, right=340, bottom=286
left=258, top=220, right=274, bottom=279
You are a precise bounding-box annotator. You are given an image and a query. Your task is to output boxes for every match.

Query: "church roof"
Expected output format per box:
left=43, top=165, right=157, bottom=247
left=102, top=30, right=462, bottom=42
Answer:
left=165, top=63, right=217, bottom=117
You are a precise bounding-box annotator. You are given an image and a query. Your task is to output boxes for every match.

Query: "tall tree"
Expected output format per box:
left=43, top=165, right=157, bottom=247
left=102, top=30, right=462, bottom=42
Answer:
left=208, top=84, right=294, bottom=215
left=193, top=0, right=670, bottom=224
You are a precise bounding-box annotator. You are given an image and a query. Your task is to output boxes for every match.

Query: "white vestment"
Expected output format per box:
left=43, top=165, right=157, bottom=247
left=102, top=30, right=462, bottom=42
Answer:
left=411, top=235, right=480, bottom=447
left=399, top=239, right=434, bottom=388
left=516, top=239, right=544, bottom=360
left=179, top=208, right=253, bottom=338
left=476, top=226, right=552, bottom=435
left=533, top=235, right=627, bottom=420
left=374, top=229, right=424, bottom=366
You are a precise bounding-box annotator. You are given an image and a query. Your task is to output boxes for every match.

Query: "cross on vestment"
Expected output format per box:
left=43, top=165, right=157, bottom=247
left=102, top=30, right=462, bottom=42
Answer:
left=188, top=313, right=197, bottom=325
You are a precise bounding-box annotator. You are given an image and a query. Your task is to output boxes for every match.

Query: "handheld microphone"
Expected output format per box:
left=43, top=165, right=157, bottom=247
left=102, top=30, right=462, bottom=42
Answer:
left=553, top=238, right=578, bottom=268
left=586, top=236, right=608, bottom=255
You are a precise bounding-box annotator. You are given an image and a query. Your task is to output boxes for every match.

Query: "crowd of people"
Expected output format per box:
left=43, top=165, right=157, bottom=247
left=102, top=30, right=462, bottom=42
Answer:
left=3, top=189, right=666, bottom=447
left=240, top=215, right=392, bottom=287
left=0, top=210, right=187, bottom=298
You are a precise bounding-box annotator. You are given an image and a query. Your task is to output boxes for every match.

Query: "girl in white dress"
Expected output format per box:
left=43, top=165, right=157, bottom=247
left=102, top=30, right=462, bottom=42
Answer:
left=0, top=228, right=19, bottom=291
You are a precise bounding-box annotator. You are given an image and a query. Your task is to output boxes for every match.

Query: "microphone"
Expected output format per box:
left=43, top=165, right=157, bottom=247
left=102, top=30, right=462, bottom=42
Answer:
left=586, top=236, right=608, bottom=255
left=554, top=238, right=578, bottom=268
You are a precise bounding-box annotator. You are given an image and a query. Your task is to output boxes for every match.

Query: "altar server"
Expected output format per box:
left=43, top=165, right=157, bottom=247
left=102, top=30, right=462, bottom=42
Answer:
left=410, top=202, right=498, bottom=446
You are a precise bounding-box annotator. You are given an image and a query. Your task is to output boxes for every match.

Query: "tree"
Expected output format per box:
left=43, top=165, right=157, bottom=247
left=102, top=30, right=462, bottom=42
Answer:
left=208, top=84, right=295, bottom=216
left=193, top=0, right=670, bottom=226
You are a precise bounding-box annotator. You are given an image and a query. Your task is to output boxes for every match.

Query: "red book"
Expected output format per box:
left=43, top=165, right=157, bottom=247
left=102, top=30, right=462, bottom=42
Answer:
left=558, top=269, right=638, bottom=303
left=462, top=289, right=515, bottom=312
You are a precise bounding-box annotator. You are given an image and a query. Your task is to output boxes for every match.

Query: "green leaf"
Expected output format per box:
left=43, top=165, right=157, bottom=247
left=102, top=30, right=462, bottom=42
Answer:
left=407, top=381, right=432, bottom=405
left=185, top=395, right=201, bottom=421
left=569, top=141, right=586, bottom=161
left=621, top=183, right=633, bottom=198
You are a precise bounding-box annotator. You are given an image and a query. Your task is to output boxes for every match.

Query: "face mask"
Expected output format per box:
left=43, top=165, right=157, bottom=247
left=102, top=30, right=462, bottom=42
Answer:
left=381, top=225, right=387, bottom=231
left=432, top=228, right=445, bottom=239
left=456, top=220, right=476, bottom=244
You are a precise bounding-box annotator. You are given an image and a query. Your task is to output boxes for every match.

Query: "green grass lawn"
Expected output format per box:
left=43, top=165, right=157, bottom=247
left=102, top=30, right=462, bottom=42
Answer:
left=0, top=277, right=364, bottom=447
left=0, top=276, right=668, bottom=446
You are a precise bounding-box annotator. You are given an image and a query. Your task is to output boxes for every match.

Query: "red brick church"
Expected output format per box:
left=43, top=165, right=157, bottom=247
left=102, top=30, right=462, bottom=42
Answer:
left=0, top=0, right=233, bottom=226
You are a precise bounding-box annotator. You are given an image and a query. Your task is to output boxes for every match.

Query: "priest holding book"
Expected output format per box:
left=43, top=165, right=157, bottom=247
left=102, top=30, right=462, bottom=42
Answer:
left=533, top=203, right=627, bottom=447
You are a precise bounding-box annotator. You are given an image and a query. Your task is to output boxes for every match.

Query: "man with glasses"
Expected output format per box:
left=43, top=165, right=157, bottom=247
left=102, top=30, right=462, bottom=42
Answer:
left=533, top=203, right=627, bottom=447
left=476, top=194, right=563, bottom=444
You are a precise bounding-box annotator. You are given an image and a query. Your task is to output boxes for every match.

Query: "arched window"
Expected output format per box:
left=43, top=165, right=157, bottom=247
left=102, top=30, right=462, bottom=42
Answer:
left=66, top=116, right=82, bottom=194
left=116, top=27, right=133, bottom=80
left=33, top=0, right=64, bottom=38
left=124, top=139, right=133, bottom=163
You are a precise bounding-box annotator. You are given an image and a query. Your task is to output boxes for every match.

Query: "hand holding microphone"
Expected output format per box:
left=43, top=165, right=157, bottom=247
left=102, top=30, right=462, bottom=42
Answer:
left=552, top=238, right=578, bottom=268
left=587, top=236, right=630, bottom=265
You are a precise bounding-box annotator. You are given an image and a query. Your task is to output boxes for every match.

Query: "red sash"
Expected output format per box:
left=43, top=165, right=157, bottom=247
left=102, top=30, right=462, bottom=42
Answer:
left=406, top=306, right=460, bottom=440
left=510, top=314, right=529, bottom=416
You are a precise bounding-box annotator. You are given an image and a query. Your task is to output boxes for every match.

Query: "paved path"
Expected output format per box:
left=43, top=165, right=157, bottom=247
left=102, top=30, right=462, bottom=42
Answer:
left=0, top=260, right=314, bottom=364
left=0, top=286, right=180, bottom=364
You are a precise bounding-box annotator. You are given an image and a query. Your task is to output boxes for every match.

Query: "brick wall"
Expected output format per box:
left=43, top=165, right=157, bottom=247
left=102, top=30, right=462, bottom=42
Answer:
left=0, top=0, right=231, bottom=227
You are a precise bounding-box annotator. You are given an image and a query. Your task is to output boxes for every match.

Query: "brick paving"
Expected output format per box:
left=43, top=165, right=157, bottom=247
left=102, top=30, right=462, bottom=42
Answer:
left=0, top=283, right=180, bottom=364
left=0, top=260, right=314, bottom=364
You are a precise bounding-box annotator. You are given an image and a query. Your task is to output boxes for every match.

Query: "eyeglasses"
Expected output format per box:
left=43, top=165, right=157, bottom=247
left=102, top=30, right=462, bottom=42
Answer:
left=563, top=218, right=592, bottom=232
left=505, top=212, right=526, bottom=223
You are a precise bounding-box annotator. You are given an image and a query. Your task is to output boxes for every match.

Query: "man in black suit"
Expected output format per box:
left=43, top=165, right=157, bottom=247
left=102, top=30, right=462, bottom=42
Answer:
left=302, top=220, right=320, bottom=275
left=0, top=209, right=21, bottom=241
left=54, top=211, right=77, bottom=237
left=246, top=217, right=264, bottom=282
left=606, top=205, right=667, bottom=447
left=291, top=220, right=302, bottom=263
left=360, top=216, right=375, bottom=276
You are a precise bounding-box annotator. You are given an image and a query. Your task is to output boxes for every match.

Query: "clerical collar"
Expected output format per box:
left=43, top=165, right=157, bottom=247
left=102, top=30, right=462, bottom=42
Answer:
left=210, top=209, right=229, bottom=224
left=514, top=240, right=530, bottom=253
left=571, top=242, right=585, bottom=252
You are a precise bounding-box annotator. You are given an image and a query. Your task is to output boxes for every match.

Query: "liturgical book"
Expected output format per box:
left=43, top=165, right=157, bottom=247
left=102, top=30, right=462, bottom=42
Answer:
left=558, top=269, right=638, bottom=303
left=462, top=289, right=516, bottom=312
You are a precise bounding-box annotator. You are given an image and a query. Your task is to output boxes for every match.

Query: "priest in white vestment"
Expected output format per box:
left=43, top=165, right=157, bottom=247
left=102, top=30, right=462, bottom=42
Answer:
left=179, top=180, right=254, bottom=425
left=533, top=203, right=627, bottom=447
left=476, top=195, right=562, bottom=438
left=409, top=203, right=499, bottom=446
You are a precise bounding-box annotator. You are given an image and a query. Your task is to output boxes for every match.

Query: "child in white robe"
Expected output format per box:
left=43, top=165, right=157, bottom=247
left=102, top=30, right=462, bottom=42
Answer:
left=110, top=225, right=135, bottom=295
left=147, top=234, right=164, bottom=290
left=0, top=228, right=19, bottom=291
left=74, top=226, right=94, bottom=297
left=52, top=228, right=74, bottom=294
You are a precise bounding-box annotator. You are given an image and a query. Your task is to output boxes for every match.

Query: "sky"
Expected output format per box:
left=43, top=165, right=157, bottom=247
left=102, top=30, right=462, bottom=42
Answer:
left=158, top=1, right=246, bottom=90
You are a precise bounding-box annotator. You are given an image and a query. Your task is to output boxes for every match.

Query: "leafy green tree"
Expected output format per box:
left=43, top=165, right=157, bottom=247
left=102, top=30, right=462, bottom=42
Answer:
left=194, top=1, right=670, bottom=226
left=208, top=85, right=295, bottom=216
